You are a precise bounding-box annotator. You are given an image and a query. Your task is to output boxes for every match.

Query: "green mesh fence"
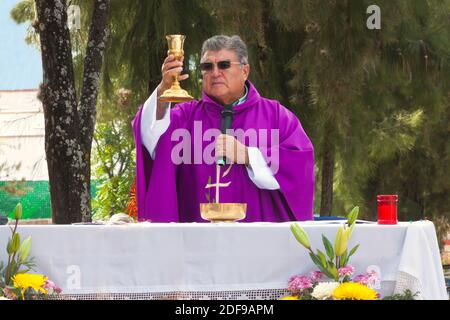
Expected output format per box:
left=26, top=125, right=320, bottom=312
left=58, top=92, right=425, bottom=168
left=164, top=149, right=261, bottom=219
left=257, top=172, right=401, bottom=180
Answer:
left=0, top=181, right=98, bottom=219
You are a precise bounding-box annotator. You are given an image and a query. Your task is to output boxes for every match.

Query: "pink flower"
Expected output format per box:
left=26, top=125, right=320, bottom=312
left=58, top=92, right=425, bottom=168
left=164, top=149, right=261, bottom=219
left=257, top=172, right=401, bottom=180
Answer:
left=2, top=287, right=18, bottom=300
left=310, top=271, right=324, bottom=282
left=365, top=271, right=379, bottom=287
left=338, top=265, right=355, bottom=278
left=43, top=279, right=62, bottom=294
left=288, top=275, right=313, bottom=294
left=353, top=270, right=379, bottom=287
left=353, top=274, right=369, bottom=285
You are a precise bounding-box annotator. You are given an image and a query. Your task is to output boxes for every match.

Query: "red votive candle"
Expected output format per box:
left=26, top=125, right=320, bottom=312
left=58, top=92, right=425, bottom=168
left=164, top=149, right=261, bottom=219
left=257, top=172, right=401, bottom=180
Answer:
left=377, top=195, right=398, bottom=225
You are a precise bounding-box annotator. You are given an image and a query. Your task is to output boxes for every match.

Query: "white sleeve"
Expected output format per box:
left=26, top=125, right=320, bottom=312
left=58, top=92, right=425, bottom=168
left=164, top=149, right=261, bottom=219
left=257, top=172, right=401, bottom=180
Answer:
left=245, top=147, right=280, bottom=190
left=140, top=88, right=171, bottom=159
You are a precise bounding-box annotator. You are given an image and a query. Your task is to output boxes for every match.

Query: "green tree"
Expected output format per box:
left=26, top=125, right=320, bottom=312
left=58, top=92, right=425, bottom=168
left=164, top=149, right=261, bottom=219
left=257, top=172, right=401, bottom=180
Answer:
left=357, top=0, right=450, bottom=220
left=91, top=120, right=135, bottom=220
left=271, top=0, right=450, bottom=219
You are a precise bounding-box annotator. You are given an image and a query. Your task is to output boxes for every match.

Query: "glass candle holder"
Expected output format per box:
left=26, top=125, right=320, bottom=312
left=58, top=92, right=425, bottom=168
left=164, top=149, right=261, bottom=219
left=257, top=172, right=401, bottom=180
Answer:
left=377, top=195, right=398, bottom=225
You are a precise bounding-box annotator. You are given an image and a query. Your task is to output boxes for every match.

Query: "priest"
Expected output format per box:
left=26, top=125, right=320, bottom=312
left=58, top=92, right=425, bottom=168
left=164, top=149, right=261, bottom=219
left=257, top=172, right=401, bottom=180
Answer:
left=132, top=35, right=315, bottom=222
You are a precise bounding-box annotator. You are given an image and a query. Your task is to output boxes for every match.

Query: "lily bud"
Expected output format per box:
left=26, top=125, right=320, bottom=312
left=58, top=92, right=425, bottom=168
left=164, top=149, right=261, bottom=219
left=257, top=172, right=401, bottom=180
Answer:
left=18, top=236, right=32, bottom=263
left=290, top=223, right=311, bottom=250
left=13, top=203, right=22, bottom=220
left=345, top=223, right=355, bottom=239
left=347, top=206, right=359, bottom=226
left=334, top=227, right=349, bottom=257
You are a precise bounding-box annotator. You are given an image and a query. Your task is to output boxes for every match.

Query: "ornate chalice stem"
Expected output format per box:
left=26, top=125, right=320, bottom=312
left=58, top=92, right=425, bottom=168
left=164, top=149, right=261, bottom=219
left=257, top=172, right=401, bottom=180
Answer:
left=170, top=48, right=182, bottom=90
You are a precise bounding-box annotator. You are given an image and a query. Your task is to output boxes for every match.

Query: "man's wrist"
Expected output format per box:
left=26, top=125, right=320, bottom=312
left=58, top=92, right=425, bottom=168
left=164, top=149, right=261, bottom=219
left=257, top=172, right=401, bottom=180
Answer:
left=156, top=83, right=170, bottom=120
left=157, top=83, right=169, bottom=98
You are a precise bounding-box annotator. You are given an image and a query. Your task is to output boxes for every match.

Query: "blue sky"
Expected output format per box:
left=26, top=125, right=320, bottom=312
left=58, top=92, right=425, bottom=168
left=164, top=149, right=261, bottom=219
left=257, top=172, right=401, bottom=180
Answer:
left=0, top=0, right=42, bottom=90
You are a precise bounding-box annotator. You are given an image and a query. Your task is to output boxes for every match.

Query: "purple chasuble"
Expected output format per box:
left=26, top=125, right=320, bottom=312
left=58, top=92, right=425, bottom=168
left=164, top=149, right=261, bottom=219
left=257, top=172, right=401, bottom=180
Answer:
left=132, top=81, right=314, bottom=222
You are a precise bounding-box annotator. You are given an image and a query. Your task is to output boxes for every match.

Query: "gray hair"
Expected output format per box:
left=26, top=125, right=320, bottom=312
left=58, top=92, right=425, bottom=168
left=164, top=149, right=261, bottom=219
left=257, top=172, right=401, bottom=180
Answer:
left=201, top=35, right=249, bottom=65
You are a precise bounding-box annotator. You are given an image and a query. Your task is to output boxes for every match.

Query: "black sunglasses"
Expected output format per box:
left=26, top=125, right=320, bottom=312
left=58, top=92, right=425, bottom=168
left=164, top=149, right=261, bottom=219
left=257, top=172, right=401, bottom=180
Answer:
left=199, top=60, right=242, bottom=72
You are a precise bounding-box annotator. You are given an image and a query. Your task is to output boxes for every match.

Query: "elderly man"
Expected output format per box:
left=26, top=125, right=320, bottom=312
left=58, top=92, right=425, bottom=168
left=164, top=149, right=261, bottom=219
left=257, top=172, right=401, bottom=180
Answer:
left=132, top=35, right=314, bottom=222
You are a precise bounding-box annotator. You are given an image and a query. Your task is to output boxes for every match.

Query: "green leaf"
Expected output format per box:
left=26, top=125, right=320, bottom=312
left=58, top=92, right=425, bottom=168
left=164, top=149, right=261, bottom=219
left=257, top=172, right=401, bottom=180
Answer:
left=316, top=249, right=327, bottom=268
left=18, top=236, right=32, bottom=263
left=205, top=176, right=212, bottom=202
left=329, top=265, right=339, bottom=281
left=327, top=260, right=336, bottom=269
left=340, top=249, right=348, bottom=268
left=5, top=260, right=19, bottom=285
left=16, top=268, right=30, bottom=274
left=348, top=244, right=360, bottom=258
left=22, top=258, right=36, bottom=272
left=9, top=287, right=22, bottom=299
left=10, top=260, right=18, bottom=275
left=318, top=266, right=335, bottom=280
left=322, top=235, right=334, bottom=260
left=309, top=253, right=324, bottom=270
left=325, top=261, right=340, bottom=281
left=311, top=256, right=335, bottom=279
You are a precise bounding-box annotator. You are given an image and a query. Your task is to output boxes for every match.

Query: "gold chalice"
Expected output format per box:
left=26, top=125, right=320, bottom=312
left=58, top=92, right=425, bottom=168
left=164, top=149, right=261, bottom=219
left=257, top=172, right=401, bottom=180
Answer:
left=159, top=35, right=194, bottom=103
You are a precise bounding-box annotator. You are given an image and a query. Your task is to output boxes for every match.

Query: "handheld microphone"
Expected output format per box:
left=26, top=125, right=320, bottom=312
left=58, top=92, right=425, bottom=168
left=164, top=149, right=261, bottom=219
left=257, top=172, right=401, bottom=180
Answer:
left=217, top=105, right=234, bottom=166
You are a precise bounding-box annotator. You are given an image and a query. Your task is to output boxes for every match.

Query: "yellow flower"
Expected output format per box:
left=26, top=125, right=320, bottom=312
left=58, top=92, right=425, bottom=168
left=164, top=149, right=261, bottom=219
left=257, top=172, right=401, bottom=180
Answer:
left=332, top=282, right=378, bottom=300
left=281, top=295, right=300, bottom=300
left=12, top=273, right=48, bottom=297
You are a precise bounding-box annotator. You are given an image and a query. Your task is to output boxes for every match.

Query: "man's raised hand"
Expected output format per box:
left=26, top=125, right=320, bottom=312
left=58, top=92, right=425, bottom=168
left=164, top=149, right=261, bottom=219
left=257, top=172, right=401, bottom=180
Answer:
left=158, top=54, right=189, bottom=96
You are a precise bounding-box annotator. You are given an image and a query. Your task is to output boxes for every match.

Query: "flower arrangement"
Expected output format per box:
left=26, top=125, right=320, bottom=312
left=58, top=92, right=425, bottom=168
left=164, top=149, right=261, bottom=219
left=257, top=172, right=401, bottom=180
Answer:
left=285, top=268, right=380, bottom=300
left=284, top=206, right=416, bottom=300
left=0, top=204, right=61, bottom=300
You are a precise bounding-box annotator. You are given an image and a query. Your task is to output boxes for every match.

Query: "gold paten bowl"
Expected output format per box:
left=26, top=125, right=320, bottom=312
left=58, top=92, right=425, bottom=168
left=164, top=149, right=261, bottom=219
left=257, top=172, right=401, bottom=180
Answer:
left=200, top=203, right=247, bottom=223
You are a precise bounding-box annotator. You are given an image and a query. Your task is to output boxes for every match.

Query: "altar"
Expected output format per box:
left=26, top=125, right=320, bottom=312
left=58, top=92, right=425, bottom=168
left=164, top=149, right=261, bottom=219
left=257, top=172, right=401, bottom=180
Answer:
left=0, top=220, right=447, bottom=300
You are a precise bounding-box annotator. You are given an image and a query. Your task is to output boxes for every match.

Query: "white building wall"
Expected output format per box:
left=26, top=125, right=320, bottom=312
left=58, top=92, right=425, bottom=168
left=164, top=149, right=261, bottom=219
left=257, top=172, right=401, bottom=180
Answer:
left=0, top=89, right=48, bottom=181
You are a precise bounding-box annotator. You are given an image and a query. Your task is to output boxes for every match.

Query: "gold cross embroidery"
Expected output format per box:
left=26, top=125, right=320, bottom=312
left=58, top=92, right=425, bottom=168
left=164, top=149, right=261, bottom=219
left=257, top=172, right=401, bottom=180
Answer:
left=205, top=163, right=233, bottom=203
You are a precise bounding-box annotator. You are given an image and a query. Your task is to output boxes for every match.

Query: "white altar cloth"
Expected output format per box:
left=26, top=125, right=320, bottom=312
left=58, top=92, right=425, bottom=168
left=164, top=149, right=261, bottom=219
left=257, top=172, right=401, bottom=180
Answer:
left=0, top=221, right=447, bottom=300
